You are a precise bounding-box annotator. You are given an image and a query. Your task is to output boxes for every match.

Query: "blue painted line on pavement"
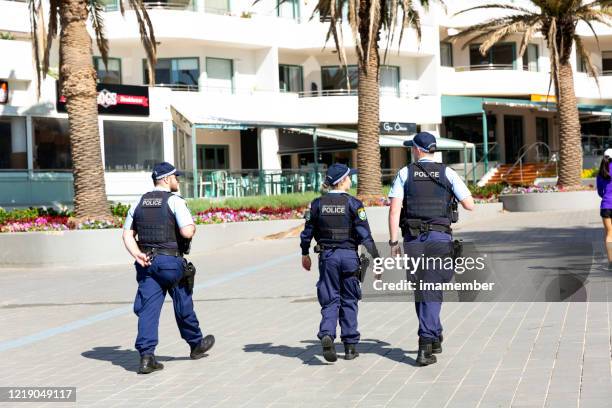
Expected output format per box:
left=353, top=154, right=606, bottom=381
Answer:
left=0, top=253, right=296, bottom=353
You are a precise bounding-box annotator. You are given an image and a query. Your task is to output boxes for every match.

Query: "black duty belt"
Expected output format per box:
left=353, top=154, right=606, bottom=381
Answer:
left=402, top=219, right=452, bottom=236
left=314, top=244, right=357, bottom=253
left=140, top=247, right=183, bottom=257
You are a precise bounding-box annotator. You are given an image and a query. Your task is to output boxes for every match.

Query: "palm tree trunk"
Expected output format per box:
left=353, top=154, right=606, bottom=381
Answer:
left=356, top=2, right=383, bottom=199
left=555, top=61, right=583, bottom=188
left=59, top=0, right=110, bottom=219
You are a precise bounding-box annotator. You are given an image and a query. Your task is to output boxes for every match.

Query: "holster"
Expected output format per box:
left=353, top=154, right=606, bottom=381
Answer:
left=354, top=254, right=370, bottom=283
left=452, top=239, right=463, bottom=259
left=180, top=258, right=196, bottom=293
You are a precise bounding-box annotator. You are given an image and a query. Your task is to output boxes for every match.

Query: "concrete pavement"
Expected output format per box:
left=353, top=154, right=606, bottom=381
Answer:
left=0, top=208, right=611, bottom=407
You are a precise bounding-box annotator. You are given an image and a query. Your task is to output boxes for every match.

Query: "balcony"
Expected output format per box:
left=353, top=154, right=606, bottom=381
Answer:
left=440, top=66, right=551, bottom=97
left=104, top=0, right=195, bottom=12
left=168, top=87, right=441, bottom=126
left=0, top=0, right=29, bottom=34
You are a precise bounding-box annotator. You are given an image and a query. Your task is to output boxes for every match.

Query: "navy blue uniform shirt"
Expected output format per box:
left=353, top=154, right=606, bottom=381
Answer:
left=300, top=191, right=377, bottom=256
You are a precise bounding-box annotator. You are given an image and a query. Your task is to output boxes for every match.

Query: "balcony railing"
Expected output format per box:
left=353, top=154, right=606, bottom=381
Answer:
left=455, top=64, right=516, bottom=72
left=297, top=89, right=432, bottom=98
left=104, top=0, right=195, bottom=12
left=152, top=83, right=199, bottom=91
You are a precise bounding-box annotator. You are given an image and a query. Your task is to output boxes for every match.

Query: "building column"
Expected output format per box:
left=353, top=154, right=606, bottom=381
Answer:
left=258, top=128, right=281, bottom=170
left=163, top=120, right=174, bottom=164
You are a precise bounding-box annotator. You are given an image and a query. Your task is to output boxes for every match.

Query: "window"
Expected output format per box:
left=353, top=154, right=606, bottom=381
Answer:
left=279, top=64, right=304, bottom=93
left=206, top=57, right=234, bottom=94
left=103, top=121, right=163, bottom=171
left=102, top=0, right=119, bottom=11
left=603, top=51, right=612, bottom=76
left=0, top=117, right=27, bottom=169
left=93, top=57, right=122, bottom=84
left=379, top=65, right=400, bottom=97
left=440, top=42, right=453, bottom=67
left=321, top=65, right=358, bottom=94
left=469, top=43, right=515, bottom=70
left=33, top=118, right=71, bottom=170
left=144, top=58, right=199, bottom=91
left=522, top=44, right=539, bottom=72
left=197, top=145, right=229, bottom=170
left=205, top=0, right=229, bottom=14
left=277, top=0, right=299, bottom=20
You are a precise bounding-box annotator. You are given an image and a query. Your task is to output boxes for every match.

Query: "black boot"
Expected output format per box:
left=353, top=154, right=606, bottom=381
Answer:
left=321, top=335, right=337, bottom=362
left=432, top=334, right=443, bottom=354
left=190, top=335, right=215, bottom=360
left=138, top=354, right=164, bottom=374
left=344, top=343, right=359, bottom=360
left=416, top=339, right=437, bottom=366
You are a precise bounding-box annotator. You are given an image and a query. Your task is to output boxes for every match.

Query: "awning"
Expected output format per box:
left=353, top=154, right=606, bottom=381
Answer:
left=290, top=127, right=475, bottom=150
left=442, top=95, right=612, bottom=117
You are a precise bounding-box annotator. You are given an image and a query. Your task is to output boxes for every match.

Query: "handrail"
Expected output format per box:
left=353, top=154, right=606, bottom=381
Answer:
left=501, top=142, right=555, bottom=184
left=471, top=142, right=499, bottom=181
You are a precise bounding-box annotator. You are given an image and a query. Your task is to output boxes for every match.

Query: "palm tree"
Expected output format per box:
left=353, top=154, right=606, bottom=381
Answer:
left=28, top=0, right=157, bottom=219
left=274, top=0, right=433, bottom=199
left=450, top=0, right=612, bottom=188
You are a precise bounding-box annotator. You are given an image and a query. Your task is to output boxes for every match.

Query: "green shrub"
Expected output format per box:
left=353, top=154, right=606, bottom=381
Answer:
left=468, top=183, right=507, bottom=199
left=110, top=202, right=131, bottom=218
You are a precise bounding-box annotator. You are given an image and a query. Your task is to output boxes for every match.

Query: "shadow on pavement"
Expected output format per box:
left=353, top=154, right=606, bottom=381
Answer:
left=243, top=339, right=418, bottom=366
left=81, top=346, right=190, bottom=373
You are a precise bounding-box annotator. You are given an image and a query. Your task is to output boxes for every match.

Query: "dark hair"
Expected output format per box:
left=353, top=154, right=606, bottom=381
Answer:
left=599, top=156, right=611, bottom=180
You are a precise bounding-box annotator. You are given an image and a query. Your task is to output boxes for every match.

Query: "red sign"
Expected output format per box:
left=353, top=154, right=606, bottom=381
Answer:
left=0, top=81, right=8, bottom=104
left=57, top=82, right=150, bottom=116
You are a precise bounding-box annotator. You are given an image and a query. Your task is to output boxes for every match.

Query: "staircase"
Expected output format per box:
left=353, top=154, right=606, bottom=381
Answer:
left=485, top=162, right=557, bottom=186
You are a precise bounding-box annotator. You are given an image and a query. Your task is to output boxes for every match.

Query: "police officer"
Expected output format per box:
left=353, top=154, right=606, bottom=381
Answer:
left=122, top=162, right=215, bottom=374
left=387, top=132, right=474, bottom=366
left=300, top=163, right=380, bottom=362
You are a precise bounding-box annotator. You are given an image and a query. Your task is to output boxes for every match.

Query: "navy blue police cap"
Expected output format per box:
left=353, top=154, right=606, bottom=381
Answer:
left=325, top=163, right=358, bottom=186
left=403, top=132, right=437, bottom=152
left=152, top=162, right=184, bottom=180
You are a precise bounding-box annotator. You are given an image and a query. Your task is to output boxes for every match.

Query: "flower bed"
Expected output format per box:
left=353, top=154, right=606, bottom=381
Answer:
left=194, top=207, right=306, bottom=224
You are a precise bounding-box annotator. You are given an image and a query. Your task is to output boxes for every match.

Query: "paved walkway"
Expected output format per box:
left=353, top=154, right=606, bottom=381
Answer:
left=0, top=209, right=611, bottom=407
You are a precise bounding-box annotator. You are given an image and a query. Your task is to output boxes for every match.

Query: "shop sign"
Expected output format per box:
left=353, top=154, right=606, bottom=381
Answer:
left=379, top=122, right=417, bottom=135
left=57, top=82, right=150, bottom=116
left=531, top=94, right=556, bottom=103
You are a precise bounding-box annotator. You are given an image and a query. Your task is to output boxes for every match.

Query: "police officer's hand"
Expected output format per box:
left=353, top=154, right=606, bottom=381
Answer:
left=301, top=255, right=312, bottom=271
left=390, top=244, right=402, bottom=258
left=135, top=252, right=151, bottom=267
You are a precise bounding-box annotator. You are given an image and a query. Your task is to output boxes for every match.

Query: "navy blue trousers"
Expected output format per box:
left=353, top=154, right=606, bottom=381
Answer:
left=133, top=254, right=203, bottom=356
left=316, top=248, right=361, bottom=344
left=404, top=231, right=453, bottom=343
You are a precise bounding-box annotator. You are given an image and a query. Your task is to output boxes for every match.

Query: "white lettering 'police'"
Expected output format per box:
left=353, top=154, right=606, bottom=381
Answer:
left=415, top=171, right=439, bottom=178
left=321, top=205, right=346, bottom=215
left=143, top=198, right=163, bottom=207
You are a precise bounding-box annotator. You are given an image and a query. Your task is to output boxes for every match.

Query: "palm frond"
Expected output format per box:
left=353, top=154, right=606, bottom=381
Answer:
left=43, top=0, right=60, bottom=75
left=28, top=0, right=44, bottom=97
left=88, top=0, right=109, bottom=70
left=126, top=0, right=157, bottom=85
left=574, top=34, right=600, bottom=91
left=453, top=3, right=537, bottom=18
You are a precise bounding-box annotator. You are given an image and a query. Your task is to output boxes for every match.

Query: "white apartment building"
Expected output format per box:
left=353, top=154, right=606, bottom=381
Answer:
left=0, top=0, right=610, bottom=206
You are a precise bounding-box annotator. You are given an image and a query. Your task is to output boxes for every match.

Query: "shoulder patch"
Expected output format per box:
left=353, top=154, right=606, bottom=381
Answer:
left=357, top=207, right=367, bottom=221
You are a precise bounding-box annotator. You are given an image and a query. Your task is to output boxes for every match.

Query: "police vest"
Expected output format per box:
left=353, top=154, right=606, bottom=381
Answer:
left=316, top=193, right=357, bottom=249
left=132, top=190, right=180, bottom=250
left=401, top=162, right=454, bottom=225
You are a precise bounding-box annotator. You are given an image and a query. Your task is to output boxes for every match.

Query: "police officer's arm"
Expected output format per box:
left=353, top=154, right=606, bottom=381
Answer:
left=445, top=167, right=475, bottom=211
left=122, top=205, right=150, bottom=267
left=351, top=199, right=380, bottom=258
left=388, top=198, right=402, bottom=243
left=387, top=169, right=406, bottom=244
left=173, top=197, right=196, bottom=238
left=300, top=200, right=319, bottom=256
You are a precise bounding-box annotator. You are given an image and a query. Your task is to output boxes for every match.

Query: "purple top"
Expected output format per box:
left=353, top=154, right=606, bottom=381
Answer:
left=596, top=162, right=612, bottom=209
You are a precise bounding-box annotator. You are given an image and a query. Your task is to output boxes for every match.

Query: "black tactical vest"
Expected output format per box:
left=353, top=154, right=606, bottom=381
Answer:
left=316, top=193, right=357, bottom=249
left=401, top=162, right=454, bottom=225
left=132, top=190, right=180, bottom=250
